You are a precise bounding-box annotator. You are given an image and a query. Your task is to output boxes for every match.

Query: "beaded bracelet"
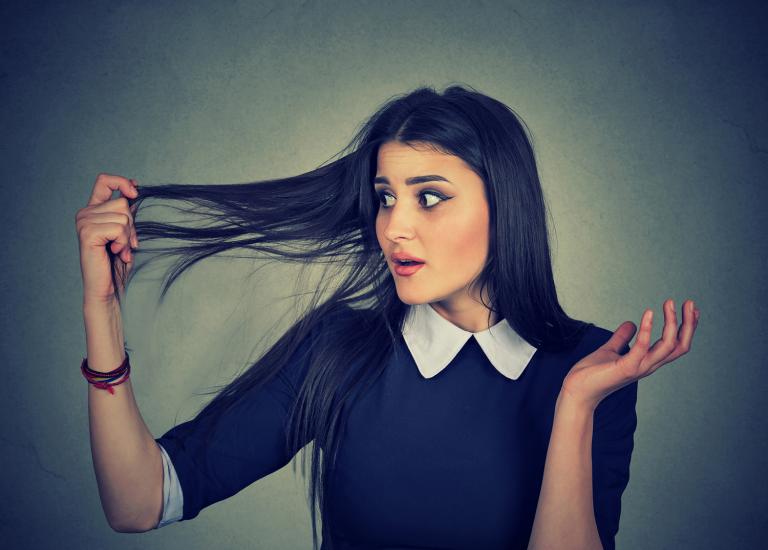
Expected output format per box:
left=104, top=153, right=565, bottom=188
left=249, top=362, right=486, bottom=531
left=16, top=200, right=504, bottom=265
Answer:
left=80, top=352, right=131, bottom=395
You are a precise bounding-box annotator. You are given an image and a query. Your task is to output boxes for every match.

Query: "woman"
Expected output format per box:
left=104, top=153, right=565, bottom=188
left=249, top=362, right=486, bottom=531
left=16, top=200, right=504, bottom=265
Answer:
left=76, top=84, right=699, bottom=549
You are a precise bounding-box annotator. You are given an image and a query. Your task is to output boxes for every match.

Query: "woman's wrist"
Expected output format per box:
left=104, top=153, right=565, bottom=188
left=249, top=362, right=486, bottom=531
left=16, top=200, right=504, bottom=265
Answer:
left=83, top=299, right=126, bottom=373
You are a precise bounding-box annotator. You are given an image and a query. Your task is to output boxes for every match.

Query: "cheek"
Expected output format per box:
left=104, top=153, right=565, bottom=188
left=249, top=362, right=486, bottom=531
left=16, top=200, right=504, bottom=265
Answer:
left=447, top=224, right=488, bottom=267
left=442, top=210, right=489, bottom=261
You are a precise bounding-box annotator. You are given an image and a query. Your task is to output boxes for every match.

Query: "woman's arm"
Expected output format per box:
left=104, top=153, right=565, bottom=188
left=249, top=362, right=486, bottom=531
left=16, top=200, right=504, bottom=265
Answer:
left=527, top=393, right=602, bottom=550
left=528, top=299, right=698, bottom=548
left=85, top=300, right=164, bottom=532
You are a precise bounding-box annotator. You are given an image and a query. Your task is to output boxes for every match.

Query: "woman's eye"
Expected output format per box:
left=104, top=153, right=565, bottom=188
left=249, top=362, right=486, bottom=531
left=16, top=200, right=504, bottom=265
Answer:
left=378, top=192, right=395, bottom=208
left=420, top=191, right=443, bottom=208
left=376, top=190, right=447, bottom=209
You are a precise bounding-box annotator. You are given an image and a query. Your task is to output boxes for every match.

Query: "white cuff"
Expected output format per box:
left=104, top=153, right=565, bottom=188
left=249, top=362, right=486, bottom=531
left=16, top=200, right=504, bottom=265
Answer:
left=155, top=442, right=184, bottom=528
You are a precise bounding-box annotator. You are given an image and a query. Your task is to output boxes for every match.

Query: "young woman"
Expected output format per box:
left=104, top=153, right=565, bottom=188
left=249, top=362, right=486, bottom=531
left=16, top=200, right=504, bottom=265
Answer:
left=76, top=84, right=699, bottom=549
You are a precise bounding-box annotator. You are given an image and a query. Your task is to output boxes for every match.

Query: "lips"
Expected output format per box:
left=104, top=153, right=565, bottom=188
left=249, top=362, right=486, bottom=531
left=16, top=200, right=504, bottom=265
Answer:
left=389, top=252, right=425, bottom=276
left=393, top=262, right=425, bottom=276
left=391, top=252, right=426, bottom=265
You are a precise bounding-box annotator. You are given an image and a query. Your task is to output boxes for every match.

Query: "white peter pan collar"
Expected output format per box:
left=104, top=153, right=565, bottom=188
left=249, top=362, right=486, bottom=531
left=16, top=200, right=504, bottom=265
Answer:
left=401, top=302, right=538, bottom=380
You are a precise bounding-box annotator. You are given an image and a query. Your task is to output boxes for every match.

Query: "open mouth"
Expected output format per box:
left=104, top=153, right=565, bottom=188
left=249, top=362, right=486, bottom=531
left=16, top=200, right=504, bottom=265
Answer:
left=393, top=261, right=425, bottom=276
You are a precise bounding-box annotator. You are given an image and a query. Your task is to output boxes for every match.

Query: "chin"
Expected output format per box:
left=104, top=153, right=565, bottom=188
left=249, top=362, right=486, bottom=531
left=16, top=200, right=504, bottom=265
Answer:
left=395, top=294, right=421, bottom=306
left=394, top=287, right=440, bottom=306
left=393, top=288, right=424, bottom=306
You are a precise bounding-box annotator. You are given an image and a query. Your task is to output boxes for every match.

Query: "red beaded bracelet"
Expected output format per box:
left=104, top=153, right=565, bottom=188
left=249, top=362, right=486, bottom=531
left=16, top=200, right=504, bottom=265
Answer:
left=80, top=353, right=131, bottom=395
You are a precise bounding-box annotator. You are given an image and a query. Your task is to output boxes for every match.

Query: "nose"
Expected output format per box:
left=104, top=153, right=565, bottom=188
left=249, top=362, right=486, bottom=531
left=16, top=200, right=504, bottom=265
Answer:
left=381, top=201, right=416, bottom=243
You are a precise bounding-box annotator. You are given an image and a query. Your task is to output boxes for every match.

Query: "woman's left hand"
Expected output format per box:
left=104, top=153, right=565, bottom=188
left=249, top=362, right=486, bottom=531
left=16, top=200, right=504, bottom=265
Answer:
left=561, top=298, right=700, bottom=411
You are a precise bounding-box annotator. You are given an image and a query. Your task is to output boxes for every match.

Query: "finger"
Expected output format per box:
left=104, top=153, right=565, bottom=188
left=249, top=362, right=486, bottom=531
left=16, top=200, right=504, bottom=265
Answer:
left=84, top=220, right=135, bottom=264
left=617, top=309, right=653, bottom=372
left=83, top=213, right=135, bottom=262
left=677, top=299, right=699, bottom=350
left=643, top=298, right=680, bottom=369
left=662, top=299, right=699, bottom=365
left=109, top=226, right=134, bottom=263
left=78, top=205, right=137, bottom=251
left=601, top=321, right=637, bottom=355
left=87, top=173, right=138, bottom=207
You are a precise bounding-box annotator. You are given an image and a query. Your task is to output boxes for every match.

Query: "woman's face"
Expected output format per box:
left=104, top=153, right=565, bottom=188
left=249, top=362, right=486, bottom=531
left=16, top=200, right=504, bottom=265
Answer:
left=374, top=140, right=493, bottom=318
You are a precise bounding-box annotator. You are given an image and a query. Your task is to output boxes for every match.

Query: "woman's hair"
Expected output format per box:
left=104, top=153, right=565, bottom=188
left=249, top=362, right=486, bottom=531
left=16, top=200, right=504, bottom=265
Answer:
left=117, top=83, right=590, bottom=548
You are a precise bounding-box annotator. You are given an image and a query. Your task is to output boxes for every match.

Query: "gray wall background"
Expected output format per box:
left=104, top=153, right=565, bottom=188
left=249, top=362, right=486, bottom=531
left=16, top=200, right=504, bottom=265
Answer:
left=1, top=1, right=766, bottom=548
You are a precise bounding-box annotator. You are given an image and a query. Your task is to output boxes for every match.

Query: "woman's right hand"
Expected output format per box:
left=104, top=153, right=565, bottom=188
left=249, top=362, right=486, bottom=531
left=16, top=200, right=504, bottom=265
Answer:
left=76, top=173, right=140, bottom=305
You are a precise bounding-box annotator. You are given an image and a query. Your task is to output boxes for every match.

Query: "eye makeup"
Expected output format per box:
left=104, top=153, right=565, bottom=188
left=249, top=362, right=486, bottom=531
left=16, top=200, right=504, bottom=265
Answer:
left=376, top=189, right=452, bottom=209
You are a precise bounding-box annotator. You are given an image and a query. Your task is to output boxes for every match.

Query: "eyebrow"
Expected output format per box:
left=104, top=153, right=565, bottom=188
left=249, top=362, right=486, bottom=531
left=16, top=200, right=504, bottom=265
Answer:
left=373, top=174, right=454, bottom=187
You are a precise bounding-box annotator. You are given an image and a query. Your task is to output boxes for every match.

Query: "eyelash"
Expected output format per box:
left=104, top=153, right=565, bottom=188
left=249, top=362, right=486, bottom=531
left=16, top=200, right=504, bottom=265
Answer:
left=375, top=190, right=450, bottom=210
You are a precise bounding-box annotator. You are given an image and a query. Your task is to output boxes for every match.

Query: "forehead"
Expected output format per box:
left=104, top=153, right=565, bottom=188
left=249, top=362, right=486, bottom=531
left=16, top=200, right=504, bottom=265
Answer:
left=375, top=141, right=473, bottom=176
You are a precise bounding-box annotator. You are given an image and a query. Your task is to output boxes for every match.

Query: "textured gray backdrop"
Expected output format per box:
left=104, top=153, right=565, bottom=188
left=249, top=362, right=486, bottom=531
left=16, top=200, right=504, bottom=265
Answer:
left=1, top=1, right=766, bottom=549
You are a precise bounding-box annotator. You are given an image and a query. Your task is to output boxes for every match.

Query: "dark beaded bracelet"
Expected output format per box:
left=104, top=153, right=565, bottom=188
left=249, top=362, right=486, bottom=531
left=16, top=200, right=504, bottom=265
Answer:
left=80, top=353, right=131, bottom=395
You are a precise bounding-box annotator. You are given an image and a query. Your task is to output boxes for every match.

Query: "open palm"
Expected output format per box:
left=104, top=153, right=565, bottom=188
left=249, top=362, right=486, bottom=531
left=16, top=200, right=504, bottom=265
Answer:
left=561, top=298, right=700, bottom=410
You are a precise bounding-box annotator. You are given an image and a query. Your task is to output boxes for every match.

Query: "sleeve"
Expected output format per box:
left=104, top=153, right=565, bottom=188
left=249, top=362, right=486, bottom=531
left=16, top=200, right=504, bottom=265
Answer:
left=591, top=378, right=638, bottom=550
left=154, top=442, right=184, bottom=528
left=153, top=330, right=316, bottom=523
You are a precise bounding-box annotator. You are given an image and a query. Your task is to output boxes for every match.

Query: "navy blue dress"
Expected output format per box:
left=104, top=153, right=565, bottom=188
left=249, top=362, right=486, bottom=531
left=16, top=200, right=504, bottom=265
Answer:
left=156, top=305, right=637, bottom=549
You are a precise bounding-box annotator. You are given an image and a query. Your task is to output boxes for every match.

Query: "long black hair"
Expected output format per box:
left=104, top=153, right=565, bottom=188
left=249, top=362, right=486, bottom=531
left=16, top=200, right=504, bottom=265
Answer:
left=115, top=83, right=590, bottom=548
